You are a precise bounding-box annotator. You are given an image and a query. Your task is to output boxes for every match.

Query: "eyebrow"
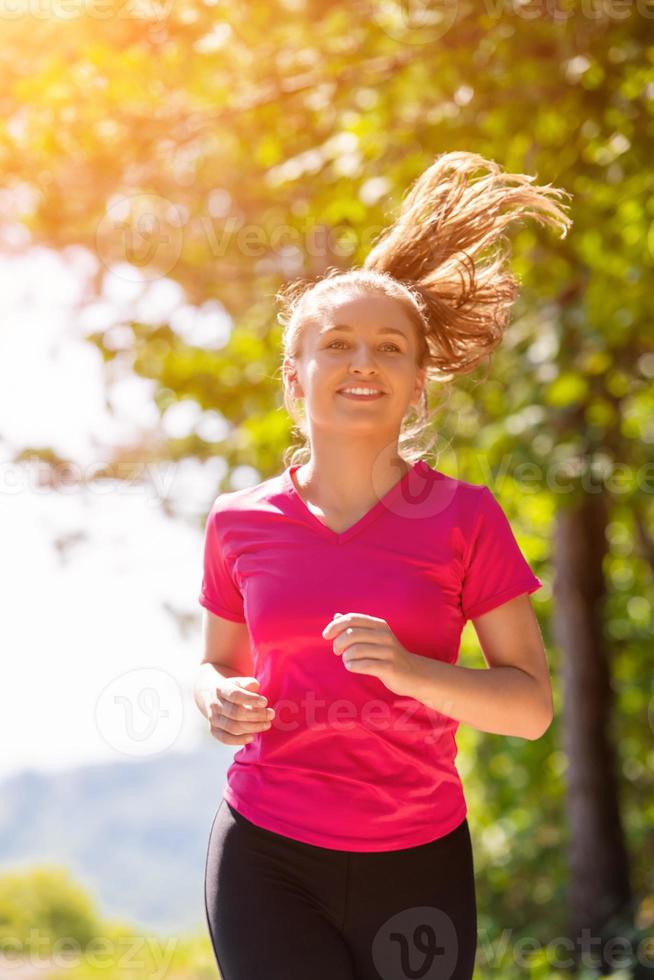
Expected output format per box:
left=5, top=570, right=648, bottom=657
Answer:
left=319, top=324, right=408, bottom=338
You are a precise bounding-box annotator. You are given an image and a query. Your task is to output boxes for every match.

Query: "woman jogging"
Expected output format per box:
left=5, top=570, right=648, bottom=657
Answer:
left=195, top=150, right=571, bottom=980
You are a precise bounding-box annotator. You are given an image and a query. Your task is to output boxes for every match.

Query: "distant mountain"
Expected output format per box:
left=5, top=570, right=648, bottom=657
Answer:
left=0, top=741, right=234, bottom=935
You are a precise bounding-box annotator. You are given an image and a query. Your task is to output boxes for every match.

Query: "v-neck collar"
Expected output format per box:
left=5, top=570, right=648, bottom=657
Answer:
left=282, top=459, right=426, bottom=545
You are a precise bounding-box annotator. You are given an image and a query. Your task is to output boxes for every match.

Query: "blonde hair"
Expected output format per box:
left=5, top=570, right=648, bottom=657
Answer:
left=277, top=150, right=572, bottom=468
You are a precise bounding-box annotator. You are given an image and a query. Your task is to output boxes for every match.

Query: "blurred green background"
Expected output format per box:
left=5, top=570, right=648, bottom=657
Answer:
left=1, top=1, right=653, bottom=977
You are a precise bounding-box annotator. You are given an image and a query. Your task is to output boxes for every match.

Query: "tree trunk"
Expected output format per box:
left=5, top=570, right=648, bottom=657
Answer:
left=552, top=490, right=633, bottom=974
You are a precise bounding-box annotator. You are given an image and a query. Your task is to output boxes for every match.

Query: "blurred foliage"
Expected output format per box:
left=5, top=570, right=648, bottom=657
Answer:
left=0, top=867, right=218, bottom=978
left=0, top=866, right=101, bottom=952
left=1, top=1, right=653, bottom=977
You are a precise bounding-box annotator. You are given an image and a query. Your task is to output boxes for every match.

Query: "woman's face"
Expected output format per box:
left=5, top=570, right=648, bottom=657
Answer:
left=286, top=291, right=426, bottom=438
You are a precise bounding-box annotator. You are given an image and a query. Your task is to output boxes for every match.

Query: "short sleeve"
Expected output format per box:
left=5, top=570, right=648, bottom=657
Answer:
left=460, top=487, right=543, bottom=622
left=198, top=502, right=246, bottom=623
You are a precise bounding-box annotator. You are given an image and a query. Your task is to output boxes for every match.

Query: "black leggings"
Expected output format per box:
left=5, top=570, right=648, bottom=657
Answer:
left=204, top=797, right=478, bottom=979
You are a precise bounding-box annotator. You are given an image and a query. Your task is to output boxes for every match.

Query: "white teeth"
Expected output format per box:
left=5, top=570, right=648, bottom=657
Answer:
left=340, top=388, right=382, bottom=395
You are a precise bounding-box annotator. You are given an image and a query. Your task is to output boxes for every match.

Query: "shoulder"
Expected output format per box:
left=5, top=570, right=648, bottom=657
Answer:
left=206, top=468, right=286, bottom=527
left=417, top=460, right=490, bottom=516
left=414, top=463, right=506, bottom=565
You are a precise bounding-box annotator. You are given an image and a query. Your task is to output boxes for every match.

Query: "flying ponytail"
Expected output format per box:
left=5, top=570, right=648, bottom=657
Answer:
left=362, top=150, right=572, bottom=375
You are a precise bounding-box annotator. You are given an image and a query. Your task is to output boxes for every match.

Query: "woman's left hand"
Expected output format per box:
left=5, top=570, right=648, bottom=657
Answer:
left=321, top=611, right=416, bottom=697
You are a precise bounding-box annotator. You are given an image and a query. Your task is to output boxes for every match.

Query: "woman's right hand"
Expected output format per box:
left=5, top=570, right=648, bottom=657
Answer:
left=208, top=676, right=275, bottom=746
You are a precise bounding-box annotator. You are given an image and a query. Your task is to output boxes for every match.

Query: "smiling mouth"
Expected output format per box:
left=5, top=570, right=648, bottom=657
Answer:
left=337, top=389, right=386, bottom=400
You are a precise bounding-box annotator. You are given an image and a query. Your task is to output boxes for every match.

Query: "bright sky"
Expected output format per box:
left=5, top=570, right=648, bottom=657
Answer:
left=0, top=246, right=258, bottom=782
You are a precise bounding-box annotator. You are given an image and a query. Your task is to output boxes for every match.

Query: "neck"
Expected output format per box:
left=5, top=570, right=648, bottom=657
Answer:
left=294, top=439, right=411, bottom=512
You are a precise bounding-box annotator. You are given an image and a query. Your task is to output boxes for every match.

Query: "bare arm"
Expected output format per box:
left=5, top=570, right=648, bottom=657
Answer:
left=397, top=594, right=554, bottom=740
left=193, top=610, right=255, bottom=720
left=194, top=609, right=274, bottom=745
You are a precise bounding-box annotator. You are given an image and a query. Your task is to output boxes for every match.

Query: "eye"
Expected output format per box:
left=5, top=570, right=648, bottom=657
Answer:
left=326, top=341, right=401, bottom=352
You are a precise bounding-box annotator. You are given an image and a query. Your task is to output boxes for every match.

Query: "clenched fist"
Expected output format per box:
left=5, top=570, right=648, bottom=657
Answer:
left=207, top=676, right=275, bottom=746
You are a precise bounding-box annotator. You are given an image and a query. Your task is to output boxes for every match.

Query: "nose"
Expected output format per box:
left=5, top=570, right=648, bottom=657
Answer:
left=348, top=343, right=380, bottom=372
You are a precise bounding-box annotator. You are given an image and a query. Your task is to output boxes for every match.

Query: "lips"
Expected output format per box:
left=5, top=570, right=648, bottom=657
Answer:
left=336, top=385, right=386, bottom=394
left=337, top=389, right=386, bottom=400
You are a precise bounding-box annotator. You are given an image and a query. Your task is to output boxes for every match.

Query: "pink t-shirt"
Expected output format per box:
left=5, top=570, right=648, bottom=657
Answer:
left=199, top=458, right=542, bottom=851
